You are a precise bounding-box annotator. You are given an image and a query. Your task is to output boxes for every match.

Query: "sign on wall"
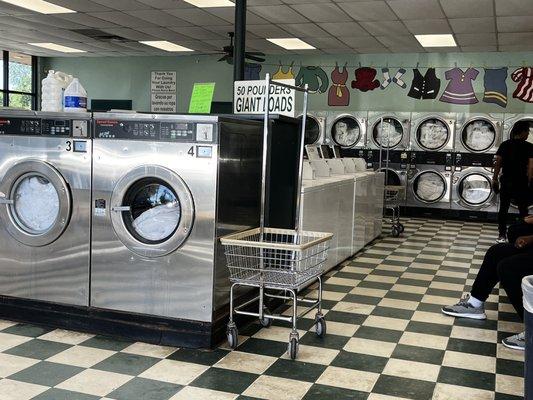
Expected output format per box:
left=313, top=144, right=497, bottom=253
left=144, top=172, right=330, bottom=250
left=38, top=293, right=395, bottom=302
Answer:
left=233, top=79, right=296, bottom=117
left=151, top=71, right=177, bottom=113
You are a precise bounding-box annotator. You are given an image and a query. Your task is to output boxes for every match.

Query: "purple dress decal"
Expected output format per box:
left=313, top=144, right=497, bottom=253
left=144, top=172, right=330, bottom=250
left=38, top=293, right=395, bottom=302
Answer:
left=440, top=67, right=479, bottom=105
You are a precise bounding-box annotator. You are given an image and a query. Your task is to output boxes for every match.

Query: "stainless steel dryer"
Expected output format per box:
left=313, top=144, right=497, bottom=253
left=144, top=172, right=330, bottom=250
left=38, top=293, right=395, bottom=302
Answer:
left=452, top=171, right=497, bottom=213
left=298, top=111, right=326, bottom=146
left=455, top=113, right=503, bottom=154
left=0, top=110, right=91, bottom=306
left=503, top=114, right=533, bottom=144
left=90, top=113, right=262, bottom=323
left=406, top=152, right=453, bottom=210
left=410, top=112, right=455, bottom=152
left=367, top=112, right=410, bottom=150
left=365, top=149, right=409, bottom=191
left=326, top=112, right=367, bottom=149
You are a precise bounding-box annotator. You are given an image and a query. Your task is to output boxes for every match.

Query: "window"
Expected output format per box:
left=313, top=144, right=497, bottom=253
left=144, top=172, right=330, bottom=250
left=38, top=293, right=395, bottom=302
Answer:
left=0, top=51, right=37, bottom=110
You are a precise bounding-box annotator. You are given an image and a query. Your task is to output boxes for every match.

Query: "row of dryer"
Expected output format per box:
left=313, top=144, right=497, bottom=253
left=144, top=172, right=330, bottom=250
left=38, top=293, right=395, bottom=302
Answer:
left=301, top=111, right=533, bottom=154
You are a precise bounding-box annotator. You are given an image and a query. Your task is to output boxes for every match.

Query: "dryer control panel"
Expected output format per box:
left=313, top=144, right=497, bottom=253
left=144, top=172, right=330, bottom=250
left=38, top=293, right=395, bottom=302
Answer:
left=0, top=117, right=90, bottom=137
left=94, top=119, right=216, bottom=143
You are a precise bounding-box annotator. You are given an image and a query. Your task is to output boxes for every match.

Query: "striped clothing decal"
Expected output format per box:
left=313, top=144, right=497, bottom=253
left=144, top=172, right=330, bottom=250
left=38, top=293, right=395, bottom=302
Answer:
left=511, top=67, right=533, bottom=103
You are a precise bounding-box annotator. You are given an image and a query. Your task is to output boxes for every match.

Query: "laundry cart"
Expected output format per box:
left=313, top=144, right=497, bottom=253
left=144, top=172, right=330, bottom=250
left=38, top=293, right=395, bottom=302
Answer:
left=221, top=76, right=333, bottom=360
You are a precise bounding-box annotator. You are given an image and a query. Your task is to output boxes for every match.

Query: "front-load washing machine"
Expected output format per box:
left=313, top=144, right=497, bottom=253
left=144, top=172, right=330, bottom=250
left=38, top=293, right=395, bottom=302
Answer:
left=367, top=112, right=410, bottom=151
left=410, top=112, right=455, bottom=152
left=365, top=149, right=409, bottom=197
left=0, top=110, right=92, bottom=306
left=326, top=112, right=367, bottom=149
left=90, top=113, right=262, bottom=324
left=298, top=111, right=326, bottom=147
left=503, top=114, right=533, bottom=144
left=406, top=151, right=453, bottom=211
left=455, top=113, right=503, bottom=154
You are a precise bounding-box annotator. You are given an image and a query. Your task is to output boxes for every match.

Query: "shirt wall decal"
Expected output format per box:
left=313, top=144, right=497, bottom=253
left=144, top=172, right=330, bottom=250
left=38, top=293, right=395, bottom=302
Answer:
left=351, top=67, right=380, bottom=92
left=407, top=68, right=440, bottom=100
left=440, top=67, right=479, bottom=105
left=272, top=61, right=295, bottom=80
left=244, top=63, right=262, bottom=80
left=483, top=67, right=508, bottom=108
left=511, top=67, right=533, bottom=103
left=328, top=63, right=350, bottom=106
left=295, top=66, right=329, bottom=93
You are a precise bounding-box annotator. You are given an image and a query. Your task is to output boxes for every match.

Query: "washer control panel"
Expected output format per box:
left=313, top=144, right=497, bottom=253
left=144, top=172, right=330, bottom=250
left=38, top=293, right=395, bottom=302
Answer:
left=0, top=117, right=90, bottom=137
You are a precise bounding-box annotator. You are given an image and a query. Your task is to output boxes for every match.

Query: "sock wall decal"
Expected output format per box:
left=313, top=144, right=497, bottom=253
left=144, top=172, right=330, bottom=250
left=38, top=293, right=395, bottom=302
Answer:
left=392, top=68, right=407, bottom=89
left=380, top=68, right=407, bottom=90
left=380, top=68, right=391, bottom=90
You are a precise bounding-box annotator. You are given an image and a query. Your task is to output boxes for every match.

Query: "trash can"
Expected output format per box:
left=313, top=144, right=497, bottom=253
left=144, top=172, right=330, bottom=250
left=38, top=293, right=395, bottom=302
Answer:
left=522, top=276, right=533, bottom=399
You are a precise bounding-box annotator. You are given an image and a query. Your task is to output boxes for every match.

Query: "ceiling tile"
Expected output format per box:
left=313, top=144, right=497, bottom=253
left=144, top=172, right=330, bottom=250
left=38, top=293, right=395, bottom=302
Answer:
left=359, top=20, right=410, bottom=36
left=336, top=1, right=397, bottom=21
left=449, top=17, right=495, bottom=33
left=322, top=47, right=353, bottom=54
left=248, top=5, right=309, bottom=23
left=290, top=3, right=352, bottom=23
left=125, top=9, right=189, bottom=26
left=15, top=14, right=87, bottom=29
left=278, top=23, right=330, bottom=37
left=46, top=0, right=113, bottom=12
left=203, top=8, right=268, bottom=24
left=137, top=0, right=192, bottom=7
left=389, top=45, right=425, bottom=53
left=54, top=13, right=120, bottom=28
left=305, top=36, right=352, bottom=49
left=169, top=26, right=224, bottom=40
left=101, top=27, right=159, bottom=41
left=499, top=32, right=533, bottom=45
left=246, top=24, right=289, bottom=38
left=386, top=0, right=444, bottom=19
left=91, top=0, right=154, bottom=11
left=455, top=32, right=497, bottom=46
left=88, top=12, right=157, bottom=28
left=377, top=35, right=420, bottom=47
left=135, top=26, right=192, bottom=40
left=404, top=19, right=452, bottom=34
left=497, top=16, right=533, bottom=32
left=440, top=0, right=494, bottom=18
left=166, top=8, right=230, bottom=25
left=495, top=0, right=533, bottom=16
left=499, top=44, right=533, bottom=52
left=338, top=35, right=382, bottom=48
left=318, top=21, right=368, bottom=36
left=460, top=45, right=498, bottom=52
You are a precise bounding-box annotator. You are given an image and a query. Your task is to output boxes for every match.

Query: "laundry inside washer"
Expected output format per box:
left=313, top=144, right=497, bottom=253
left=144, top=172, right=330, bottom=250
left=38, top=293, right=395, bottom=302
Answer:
left=373, top=118, right=404, bottom=148
left=459, top=173, right=492, bottom=205
left=332, top=116, right=361, bottom=147
left=462, top=120, right=497, bottom=152
left=417, top=118, right=450, bottom=150
left=414, top=172, right=446, bottom=202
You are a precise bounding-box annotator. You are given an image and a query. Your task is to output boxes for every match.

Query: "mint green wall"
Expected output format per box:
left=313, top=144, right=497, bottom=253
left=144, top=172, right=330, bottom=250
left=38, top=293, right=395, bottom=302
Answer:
left=42, top=51, right=533, bottom=114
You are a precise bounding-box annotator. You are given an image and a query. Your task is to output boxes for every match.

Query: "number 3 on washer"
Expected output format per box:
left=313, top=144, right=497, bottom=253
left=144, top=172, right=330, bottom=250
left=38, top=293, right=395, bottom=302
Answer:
left=65, top=141, right=72, bottom=151
left=188, top=146, right=194, bottom=156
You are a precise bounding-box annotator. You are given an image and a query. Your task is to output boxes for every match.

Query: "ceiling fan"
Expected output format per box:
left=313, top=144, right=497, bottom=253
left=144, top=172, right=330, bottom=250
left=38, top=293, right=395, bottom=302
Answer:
left=216, top=32, right=265, bottom=65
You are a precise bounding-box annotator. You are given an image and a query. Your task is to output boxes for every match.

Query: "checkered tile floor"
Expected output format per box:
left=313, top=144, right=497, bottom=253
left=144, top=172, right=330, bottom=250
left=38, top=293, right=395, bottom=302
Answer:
left=0, top=218, right=524, bottom=400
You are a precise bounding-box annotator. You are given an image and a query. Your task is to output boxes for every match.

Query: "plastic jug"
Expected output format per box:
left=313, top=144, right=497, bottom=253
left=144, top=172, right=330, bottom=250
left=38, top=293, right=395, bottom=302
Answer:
left=41, top=71, right=73, bottom=112
left=64, top=78, right=87, bottom=112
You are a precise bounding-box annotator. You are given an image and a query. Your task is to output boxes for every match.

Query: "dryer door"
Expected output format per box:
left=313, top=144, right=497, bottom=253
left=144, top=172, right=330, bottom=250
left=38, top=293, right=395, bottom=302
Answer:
left=110, top=165, right=195, bottom=258
left=378, top=168, right=402, bottom=186
left=461, top=119, right=497, bottom=153
left=331, top=116, right=362, bottom=148
left=0, top=160, right=71, bottom=247
left=416, top=118, right=450, bottom=151
left=458, top=173, right=493, bottom=206
left=413, top=171, right=447, bottom=203
left=372, top=118, right=404, bottom=149
left=299, top=115, right=321, bottom=145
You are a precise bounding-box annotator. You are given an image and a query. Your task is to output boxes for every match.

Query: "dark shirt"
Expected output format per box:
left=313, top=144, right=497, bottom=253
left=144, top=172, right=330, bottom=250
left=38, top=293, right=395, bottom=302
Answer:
left=496, top=138, right=533, bottom=185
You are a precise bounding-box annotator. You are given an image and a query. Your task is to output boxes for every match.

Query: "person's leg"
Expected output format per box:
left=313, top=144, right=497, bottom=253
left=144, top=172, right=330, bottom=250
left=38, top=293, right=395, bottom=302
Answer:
left=497, top=251, right=533, bottom=320
left=498, top=190, right=511, bottom=238
left=442, top=243, right=520, bottom=319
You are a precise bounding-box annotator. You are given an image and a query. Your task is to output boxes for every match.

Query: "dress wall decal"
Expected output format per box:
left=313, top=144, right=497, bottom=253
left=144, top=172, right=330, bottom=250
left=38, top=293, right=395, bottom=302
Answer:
left=439, top=67, right=479, bottom=105
left=328, top=64, right=350, bottom=106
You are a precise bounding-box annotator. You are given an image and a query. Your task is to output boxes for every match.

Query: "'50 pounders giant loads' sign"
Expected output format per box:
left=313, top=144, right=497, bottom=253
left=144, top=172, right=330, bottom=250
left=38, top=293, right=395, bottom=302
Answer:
left=233, top=79, right=295, bottom=117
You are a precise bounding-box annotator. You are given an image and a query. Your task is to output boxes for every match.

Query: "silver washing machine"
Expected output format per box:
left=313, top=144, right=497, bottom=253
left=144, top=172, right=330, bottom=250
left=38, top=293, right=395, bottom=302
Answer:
left=503, top=113, right=533, bottom=144
left=326, top=112, right=367, bottom=149
left=452, top=166, right=498, bottom=213
left=367, top=112, right=410, bottom=150
left=298, top=111, right=326, bottom=146
left=406, top=152, right=453, bottom=210
left=90, top=113, right=262, bottom=323
left=410, top=112, right=455, bottom=152
left=455, top=113, right=503, bottom=154
left=0, top=110, right=91, bottom=306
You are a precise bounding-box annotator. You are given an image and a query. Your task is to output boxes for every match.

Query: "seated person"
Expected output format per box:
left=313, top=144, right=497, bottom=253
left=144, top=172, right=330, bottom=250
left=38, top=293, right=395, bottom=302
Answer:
left=442, top=217, right=533, bottom=351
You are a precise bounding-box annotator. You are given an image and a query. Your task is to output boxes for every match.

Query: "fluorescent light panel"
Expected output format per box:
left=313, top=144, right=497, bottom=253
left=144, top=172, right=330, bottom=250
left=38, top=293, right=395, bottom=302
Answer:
left=267, top=38, right=315, bottom=50
left=415, top=34, right=457, bottom=47
left=0, top=0, right=75, bottom=14
left=140, top=41, right=194, bottom=52
left=28, top=42, right=86, bottom=53
left=182, top=0, right=234, bottom=7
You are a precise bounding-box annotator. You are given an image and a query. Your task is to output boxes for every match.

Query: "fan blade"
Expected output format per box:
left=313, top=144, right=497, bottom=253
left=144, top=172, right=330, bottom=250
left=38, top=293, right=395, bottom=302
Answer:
left=246, top=51, right=266, bottom=57
left=218, top=54, right=230, bottom=62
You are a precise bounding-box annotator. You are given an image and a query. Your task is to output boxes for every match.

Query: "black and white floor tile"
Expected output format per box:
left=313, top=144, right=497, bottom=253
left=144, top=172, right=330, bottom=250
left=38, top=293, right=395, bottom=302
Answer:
left=0, top=219, right=524, bottom=400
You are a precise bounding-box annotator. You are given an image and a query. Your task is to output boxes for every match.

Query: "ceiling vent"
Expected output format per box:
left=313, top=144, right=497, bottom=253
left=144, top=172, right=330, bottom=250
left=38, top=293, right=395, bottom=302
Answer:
left=70, top=29, right=132, bottom=43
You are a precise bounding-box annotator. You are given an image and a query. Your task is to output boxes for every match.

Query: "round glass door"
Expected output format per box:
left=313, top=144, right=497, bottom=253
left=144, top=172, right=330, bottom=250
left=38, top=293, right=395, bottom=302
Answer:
left=379, top=168, right=401, bottom=186
left=373, top=118, right=403, bottom=149
left=458, top=173, right=492, bottom=206
left=299, top=116, right=321, bottom=145
left=461, top=119, right=496, bottom=153
left=413, top=171, right=446, bottom=203
left=331, top=116, right=361, bottom=148
left=416, top=118, right=450, bottom=150
left=514, top=120, right=533, bottom=145
left=110, top=165, right=194, bottom=258
left=0, top=160, right=71, bottom=247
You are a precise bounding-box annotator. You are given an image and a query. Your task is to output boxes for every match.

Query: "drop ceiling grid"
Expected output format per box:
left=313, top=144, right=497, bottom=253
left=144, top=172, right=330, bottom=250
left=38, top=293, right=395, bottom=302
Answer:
left=0, top=0, right=530, bottom=55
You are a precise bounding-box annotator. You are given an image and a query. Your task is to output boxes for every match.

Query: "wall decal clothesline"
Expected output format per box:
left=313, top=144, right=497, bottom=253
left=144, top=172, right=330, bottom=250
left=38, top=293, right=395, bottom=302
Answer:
left=257, top=62, right=530, bottom=70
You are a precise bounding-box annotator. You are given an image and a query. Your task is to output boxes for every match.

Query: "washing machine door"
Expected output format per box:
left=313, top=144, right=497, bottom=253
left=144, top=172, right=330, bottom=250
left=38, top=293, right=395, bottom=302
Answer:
left=413, top=171, right=447, bottom=203
left=458, top=173, right=493, bottom=206
left=299, top=115, right=321, bottom=145
left=461, top=119, right=496, bottom=153
left=373, top=117, right=404, bottom=149
left=110, top=165, right=195, bottom=258
left=0, top=160, right=71, bottom=247
left=331, top=116, right=361, bottom=148
left=416, top=118, right=450, bottom=151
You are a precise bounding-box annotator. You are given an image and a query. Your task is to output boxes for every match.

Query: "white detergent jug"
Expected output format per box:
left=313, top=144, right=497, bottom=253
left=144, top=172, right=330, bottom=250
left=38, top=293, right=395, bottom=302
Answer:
left=64, top=78, right=87, bottom=112
left=41, top=71, right=73, bottom=112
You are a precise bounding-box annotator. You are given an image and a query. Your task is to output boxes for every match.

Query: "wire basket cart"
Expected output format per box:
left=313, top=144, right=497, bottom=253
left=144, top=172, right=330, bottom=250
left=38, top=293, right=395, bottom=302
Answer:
left=220, top=75, right=333, bottom=359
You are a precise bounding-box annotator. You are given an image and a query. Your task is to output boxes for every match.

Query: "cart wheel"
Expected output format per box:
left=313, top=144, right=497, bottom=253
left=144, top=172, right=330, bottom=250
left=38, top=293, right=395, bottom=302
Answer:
left=260, top=307, right=273, bottom=328
left=315, top=317, right=327, bottom=338
left=227, top=326, right=238, bottom=349
left=398, top=223, right=405, bottom=233
left=391, top=226, right=400, bottom=237
left=288, top=337, right=299, bottom=360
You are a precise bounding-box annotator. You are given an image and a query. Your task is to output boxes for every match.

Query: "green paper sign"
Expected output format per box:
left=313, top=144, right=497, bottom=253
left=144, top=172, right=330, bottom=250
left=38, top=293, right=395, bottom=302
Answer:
left=189, top=82, right=216, bottom=113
